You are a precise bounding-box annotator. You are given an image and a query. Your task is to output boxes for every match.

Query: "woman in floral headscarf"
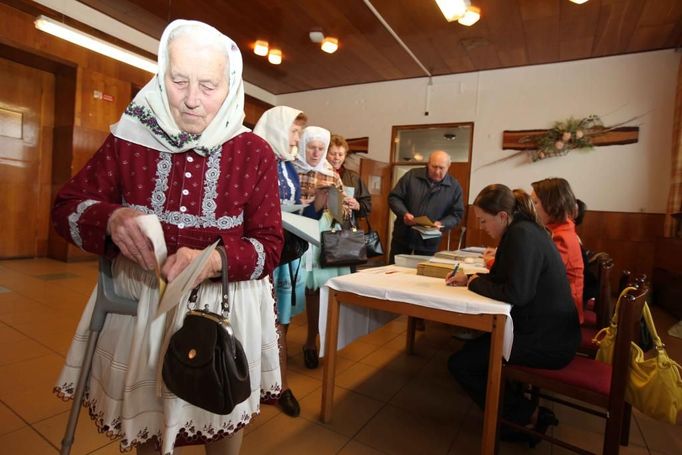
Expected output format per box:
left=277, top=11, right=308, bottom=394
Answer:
left=253, top=105, right=308, bottom=417
left=293, top=127, right=352, bottom=369
left=52, top=20, right=282, bottom=455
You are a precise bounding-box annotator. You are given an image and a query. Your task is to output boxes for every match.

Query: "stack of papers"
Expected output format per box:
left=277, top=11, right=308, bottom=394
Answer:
left=412, top=225, right=442, bottom=239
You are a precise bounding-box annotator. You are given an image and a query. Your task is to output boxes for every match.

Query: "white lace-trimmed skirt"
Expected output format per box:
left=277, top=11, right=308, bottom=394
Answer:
left=54, top=257, right=282, bottom=454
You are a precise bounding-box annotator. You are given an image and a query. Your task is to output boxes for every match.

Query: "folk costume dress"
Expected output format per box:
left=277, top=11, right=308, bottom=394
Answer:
left=253, top=106, right=307, bottom=324
left=51, top=20, right=283, bottom=454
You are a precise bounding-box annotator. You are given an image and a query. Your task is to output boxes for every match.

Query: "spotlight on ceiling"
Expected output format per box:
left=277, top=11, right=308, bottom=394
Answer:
left=268, top=48, right=282, bottom=65
left=254, top=40, right=269, bottom=56
left=321, top=37, right=339, bottom=54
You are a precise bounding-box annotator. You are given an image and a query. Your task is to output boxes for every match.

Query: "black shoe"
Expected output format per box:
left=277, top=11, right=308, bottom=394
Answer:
left=528, top=406, right=559, bottom=448
left=303, top=346, right=319, bottom=369
left=278, top=389, right=300, bottom=417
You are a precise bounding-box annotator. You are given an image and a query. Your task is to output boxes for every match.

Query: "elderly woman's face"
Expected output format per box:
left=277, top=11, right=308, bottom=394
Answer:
left=327, top=145, right=347, bottom=170
left=305, top=139, right=327, bottom=167
left=164, top=37, right=229, bottom=134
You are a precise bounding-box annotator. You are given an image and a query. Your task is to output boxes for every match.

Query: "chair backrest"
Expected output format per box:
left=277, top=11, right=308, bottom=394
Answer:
left=607, top=282, right=648, bottom=415
left=594, top=256, right=614, bottom=328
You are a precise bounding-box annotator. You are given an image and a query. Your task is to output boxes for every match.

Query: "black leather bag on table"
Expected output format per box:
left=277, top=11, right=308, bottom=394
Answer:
left=162, top=246, right=251, bottom=415
left=278, top=230, right=309, bottom=266
left=320, top=222, right=368, bottom=268
left=362, top=217, right=384, bottom=258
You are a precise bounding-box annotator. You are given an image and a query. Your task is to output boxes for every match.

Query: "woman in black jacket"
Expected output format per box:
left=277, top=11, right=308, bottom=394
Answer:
left=446, top=184, right=580, bottom=444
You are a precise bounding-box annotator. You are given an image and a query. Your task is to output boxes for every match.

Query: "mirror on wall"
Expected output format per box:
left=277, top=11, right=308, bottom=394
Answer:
left=392, top=123, right=473, bottom=164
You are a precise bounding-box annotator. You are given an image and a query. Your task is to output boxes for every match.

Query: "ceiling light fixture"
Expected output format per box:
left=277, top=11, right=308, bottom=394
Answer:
left=254, top=40, right=269, bottom=56
left=569, top=0, right=589, bottom=4
left=321, top=37, right=339, bottom=54
left=435, top=0, right=480, bottom=26
left=457, top=6, right=480, bottom=26
left=309, top=29, right=325, bottom=44
left=34, top=15, right=157, bottom=73
left=267, top=48, right=282, bottom=65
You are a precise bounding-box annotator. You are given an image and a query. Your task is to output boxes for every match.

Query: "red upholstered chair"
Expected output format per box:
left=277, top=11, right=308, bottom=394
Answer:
left=579, top=255, right=613, bottom=356
left=496, top=282, right=649, bottom=455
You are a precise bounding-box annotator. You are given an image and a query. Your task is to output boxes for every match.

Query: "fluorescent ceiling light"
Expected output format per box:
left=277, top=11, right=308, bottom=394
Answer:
left=34, top=15, right=157, bottom=73
left=254, top=40, right=269, bottom=56
left=457, top=6, right=480, bottom=26
left=268, top=49, right=282, bottom=65
left=321, top=37, right=339, bottom=54
left=435, top=0, right=470, bottom=22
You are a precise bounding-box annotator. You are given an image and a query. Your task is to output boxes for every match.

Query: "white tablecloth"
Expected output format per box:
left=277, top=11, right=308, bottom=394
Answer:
left=319, top=265, right=514, bottom=359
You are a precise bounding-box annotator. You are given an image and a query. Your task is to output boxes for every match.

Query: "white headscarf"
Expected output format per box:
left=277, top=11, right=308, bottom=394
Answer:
left=110, top=19, right=248, bottom=156
left=293, top=126, right=335, bottom=177
left=252, top=106, right=302, bottom=162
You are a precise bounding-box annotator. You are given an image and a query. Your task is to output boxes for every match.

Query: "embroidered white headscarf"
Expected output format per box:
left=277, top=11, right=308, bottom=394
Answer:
left=110, top=19, right=248, bottom=156
left=252, top=106, right=302, bottom=162
left=293, top=126, right=335, bottom=176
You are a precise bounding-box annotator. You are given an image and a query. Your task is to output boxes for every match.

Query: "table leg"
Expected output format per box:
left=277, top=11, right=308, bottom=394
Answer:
left=321, top=290, right=340, bottom=423
left=481, top=315, right=506, bottom=454
left=406, top=316, right=416, bottom=354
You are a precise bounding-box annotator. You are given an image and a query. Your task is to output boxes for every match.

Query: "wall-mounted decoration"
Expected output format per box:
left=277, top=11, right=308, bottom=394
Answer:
left=501, top=115, right=639, bottom=162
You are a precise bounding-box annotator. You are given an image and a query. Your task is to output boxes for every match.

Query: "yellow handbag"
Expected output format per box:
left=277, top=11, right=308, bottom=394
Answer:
left=593, top=288, right=682, bottom=424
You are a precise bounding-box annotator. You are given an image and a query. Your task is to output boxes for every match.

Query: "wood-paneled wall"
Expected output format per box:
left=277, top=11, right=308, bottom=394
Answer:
left=464, top=205, right=667, bottom=291
left=0, top=2, right=271, bottom=261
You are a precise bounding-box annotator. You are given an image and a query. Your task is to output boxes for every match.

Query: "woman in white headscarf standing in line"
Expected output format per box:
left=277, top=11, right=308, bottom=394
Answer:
left=253, top=106, right=309, bottom=417
left=51, top=20, right=282, bottom=455
left=293, top=127, right=352, bottom=369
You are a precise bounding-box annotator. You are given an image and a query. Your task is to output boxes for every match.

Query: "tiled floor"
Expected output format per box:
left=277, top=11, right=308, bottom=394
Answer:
left=0, top=258, right=680, bottom=454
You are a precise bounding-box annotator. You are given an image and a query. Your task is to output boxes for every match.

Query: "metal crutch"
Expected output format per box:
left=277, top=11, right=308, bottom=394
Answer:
left=60, top=257, right=138, bottom=455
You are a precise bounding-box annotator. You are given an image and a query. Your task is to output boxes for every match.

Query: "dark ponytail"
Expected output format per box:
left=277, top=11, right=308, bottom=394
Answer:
left=474, top=184, right=543, bottom=229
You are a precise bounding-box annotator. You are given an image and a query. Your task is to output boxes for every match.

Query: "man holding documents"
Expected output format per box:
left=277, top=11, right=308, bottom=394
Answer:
left=388, top=150, right=464, bottom=262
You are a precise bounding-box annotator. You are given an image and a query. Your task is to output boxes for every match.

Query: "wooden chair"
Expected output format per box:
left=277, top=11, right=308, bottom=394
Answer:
left=496, top=281, right=649, bottom=455
left=579, top=255, right=613, bottom=356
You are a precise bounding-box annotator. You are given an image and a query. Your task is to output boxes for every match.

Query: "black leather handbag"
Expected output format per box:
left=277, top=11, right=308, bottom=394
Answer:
left=278, top=230, right=308, bottom=266
left=320, top=222, right=367, bottom=268
left=363, top=218, right=384, bottom=258
left=162, top=246, right=251, bottom=415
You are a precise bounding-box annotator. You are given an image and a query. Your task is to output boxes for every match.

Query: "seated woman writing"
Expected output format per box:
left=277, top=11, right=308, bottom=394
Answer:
left=446, top=184, right=580, bottom=445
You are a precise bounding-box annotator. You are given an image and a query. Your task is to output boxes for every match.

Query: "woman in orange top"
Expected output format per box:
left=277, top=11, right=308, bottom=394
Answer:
left=531, top=178, right=585, bottom=324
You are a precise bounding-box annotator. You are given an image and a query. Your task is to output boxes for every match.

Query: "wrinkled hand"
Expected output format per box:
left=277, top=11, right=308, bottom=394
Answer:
left=343, top=196, right=360, bottom=211
left=403, top=213, right=416, bottom=226
left=162, top=247, right=222, bottom=285
left=445, top=269, right=468, bottom=287
left=313, top=187, right=330, bottom=212
left=107, top=207, right=156, bottom=271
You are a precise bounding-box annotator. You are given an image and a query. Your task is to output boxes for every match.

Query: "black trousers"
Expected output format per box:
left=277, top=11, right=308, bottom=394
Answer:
left=388, top=239, right=435, bottom=264
left=448, top=334, right=536, bottom=426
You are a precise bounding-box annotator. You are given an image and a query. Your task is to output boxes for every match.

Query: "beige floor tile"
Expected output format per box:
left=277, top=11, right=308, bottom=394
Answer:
left=338, top=340, right=378, bottom=362
left=86, top=440, right=129, bottom=454
left=356, top=325, right=404, bottom=347
left=33, top=407, right=117, bottom=455
left=337, top=440, right=388, bottom=455
left=244, top=401, right=281, bottom=435
left=0, top=324, right=28, bottom=345
left=288, top=351, right=356, bottom=381
left=0, top=335, right=52, bottom=366
left=298, top=385, right=384, bottom=437
left=358, top=345, right=432, bottom=379
left=241, top=413, right=348, bottom=455
left=0, top=353, right=65, bottom=392
left=335, top=362, right=411, bottom=402
left=390, top=372, right=471, bottom=424
left=635, top=409, right=682, bottom=454
left=355, top=403, right=455, bottom=455
left=0, top=401, right=26, bottom=436
left=0, top=425, right=58, bottom=454
left=285, top=368, right=322, bottom=399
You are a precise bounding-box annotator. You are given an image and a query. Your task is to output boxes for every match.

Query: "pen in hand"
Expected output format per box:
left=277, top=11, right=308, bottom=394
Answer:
left=446, top=263, right=460, bottom=287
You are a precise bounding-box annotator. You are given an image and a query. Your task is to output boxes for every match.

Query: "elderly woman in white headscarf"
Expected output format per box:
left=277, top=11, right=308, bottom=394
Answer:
left=293, top=126, right=352, bottom=369
left=253, top=106, right=308, bottom=417
left=51, top=20, right=282, bottom=455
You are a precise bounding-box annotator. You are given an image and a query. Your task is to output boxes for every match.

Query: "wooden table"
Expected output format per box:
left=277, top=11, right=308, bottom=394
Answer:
left=319, top=267, right=511, bottom=455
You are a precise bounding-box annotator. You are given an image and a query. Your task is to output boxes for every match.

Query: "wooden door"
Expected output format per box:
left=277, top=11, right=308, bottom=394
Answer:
left=359, top=157, right=391, bottom=265
left=0, top=57, right=55, bottom=258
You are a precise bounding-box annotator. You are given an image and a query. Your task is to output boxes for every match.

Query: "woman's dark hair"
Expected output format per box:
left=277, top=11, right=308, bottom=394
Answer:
left=531, top=177, right=577, bottom=224
left=473, top=184, right=542, bottom=227
left=574, top=199, right=587, bottom=226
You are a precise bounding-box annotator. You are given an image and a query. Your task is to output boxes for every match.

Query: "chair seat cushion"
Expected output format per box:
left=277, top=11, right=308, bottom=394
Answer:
left=507, top=356, right=612, bottom=397
left=583, top=309, right=597, bottom=326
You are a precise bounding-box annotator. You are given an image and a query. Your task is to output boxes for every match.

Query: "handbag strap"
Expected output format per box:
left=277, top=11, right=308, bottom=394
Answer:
left=217, top=245, right=230, bottom=315
left=362, top=216, right=373, bottom=232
